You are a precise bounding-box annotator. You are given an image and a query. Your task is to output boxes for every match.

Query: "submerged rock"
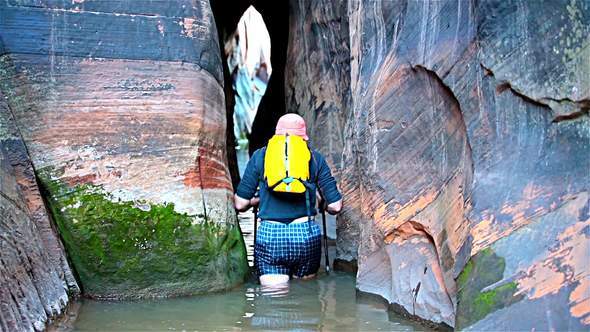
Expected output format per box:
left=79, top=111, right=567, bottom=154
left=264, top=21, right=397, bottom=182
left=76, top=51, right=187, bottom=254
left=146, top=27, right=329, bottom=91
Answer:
left=38, top=170, right=247, bottom=299
left=0, top=0, right=248, bottom=300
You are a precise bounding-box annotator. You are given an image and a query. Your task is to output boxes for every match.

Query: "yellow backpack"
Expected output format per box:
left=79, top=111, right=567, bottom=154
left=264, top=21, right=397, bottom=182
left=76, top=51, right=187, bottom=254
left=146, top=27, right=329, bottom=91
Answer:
left=264, top=134, right=311, bottom=193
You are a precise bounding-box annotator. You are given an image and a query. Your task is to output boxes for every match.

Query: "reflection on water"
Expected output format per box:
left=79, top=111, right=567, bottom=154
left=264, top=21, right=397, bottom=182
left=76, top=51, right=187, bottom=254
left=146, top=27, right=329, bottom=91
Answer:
left=67, top=272, right=425, bottom=331
left=62, top=205, right=427, bottom=331
left=238, top=210, right=256, bottom=267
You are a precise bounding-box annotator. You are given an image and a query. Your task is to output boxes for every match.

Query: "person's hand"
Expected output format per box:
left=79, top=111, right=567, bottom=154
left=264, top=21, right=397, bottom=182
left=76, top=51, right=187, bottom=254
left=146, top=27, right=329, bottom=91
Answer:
left=326, top=199, right=342, bottom=215
left=250, top=196, right=260, bottom=207
left=234, top=194, right=250, bottom=212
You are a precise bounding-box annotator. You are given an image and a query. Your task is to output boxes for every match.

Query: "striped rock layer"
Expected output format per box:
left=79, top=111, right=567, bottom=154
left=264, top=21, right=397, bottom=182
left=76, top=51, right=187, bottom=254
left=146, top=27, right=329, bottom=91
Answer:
left=0, top=0, right=248, bottom=311
left=287, top=0, right=589, bottom=329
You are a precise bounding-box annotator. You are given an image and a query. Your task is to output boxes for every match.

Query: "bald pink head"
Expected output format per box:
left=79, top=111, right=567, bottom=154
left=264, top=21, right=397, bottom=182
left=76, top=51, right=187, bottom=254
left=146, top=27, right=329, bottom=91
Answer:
left=275, top=113, right=308, bottom=140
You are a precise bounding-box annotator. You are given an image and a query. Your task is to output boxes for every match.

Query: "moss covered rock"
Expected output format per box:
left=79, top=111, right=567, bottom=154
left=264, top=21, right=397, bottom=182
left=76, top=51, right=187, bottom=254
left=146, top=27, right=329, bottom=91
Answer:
left=38, top=168, right=248, bottom=299
left=455, top=248, right=523, bottom=329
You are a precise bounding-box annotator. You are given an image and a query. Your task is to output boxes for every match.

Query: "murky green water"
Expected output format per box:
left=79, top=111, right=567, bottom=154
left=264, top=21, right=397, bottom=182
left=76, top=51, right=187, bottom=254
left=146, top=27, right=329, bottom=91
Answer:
left=56, top=212, right=426, bottom=331
left=67, top=272, right=424, bottom=331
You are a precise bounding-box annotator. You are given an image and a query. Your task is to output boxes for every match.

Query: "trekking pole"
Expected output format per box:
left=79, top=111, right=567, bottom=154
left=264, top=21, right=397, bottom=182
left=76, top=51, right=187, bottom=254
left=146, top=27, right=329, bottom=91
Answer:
left=320, top=198, right=330, bottom=274
left=253, top=205, right=258, bottom=243
left=252, top=190, right=259, bottom=245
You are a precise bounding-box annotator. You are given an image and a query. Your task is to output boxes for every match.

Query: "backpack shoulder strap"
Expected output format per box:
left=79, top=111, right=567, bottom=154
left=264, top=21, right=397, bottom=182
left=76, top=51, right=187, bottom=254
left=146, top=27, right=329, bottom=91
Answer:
left=259, top=146, right=267, bottom=181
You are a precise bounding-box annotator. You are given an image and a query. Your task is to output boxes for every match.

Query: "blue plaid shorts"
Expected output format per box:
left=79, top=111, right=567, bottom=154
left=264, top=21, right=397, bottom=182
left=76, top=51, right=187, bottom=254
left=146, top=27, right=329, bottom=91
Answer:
left=255, top=220, right=322, bottom=277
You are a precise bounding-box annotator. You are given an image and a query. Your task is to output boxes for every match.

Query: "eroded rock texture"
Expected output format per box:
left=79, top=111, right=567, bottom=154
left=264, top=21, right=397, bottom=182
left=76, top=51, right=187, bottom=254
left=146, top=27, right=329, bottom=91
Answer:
left=454, top=2, right=589, bottom=327
left=285, top=0, right=356, bottom=268
left=348, top=62, right=473, bottom=328
left=1, top=90, right=79, bottom=331
left=0, top=0, right=248, bottom=299
left=289, top=0, right=589, bottom=329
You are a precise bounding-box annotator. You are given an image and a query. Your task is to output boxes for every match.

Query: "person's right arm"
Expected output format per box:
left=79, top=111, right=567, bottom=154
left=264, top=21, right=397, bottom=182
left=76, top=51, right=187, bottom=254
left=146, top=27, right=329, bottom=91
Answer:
left=234, top=150, right=261, bottom=212
left=315, top=153, right=342, bottom=215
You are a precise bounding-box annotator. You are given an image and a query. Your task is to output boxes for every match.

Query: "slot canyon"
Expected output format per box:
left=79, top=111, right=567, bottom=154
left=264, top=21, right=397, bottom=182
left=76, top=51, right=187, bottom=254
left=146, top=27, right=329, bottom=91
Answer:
left=0, top=0, right=588, bottom=331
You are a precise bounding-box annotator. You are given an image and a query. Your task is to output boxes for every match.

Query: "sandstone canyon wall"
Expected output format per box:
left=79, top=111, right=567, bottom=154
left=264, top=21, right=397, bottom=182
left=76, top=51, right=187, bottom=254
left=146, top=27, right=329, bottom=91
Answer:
left=1, top=0, right=588, bottom=330
left=285, top=0, right=357, bottom=268
left=288, top=0, right=589, bottom=329
left=0, top=0, right=247, bottom=304
left=1, top=89, right=79, bottom=331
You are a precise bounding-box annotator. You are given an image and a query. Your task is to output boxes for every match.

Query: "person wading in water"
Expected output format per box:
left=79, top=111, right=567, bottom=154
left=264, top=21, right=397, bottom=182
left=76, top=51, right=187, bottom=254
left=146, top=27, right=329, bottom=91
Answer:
left=234, top=113, right=342, bottom=286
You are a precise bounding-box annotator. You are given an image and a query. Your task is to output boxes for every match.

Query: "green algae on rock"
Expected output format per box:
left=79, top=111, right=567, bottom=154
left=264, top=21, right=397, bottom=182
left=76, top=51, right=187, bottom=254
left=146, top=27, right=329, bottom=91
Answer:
left=455, top=248, right=523, bottom=329
left=37, top=168, right=248, bottom=300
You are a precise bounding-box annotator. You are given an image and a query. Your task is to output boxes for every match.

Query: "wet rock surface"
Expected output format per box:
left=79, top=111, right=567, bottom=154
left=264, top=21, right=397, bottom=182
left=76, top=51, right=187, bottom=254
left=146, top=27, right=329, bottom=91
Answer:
left=289, top=0, right=589, bottom=329
left=1, top=91, right=79, bottom=331
left=0, top=0, right=247, bottom=300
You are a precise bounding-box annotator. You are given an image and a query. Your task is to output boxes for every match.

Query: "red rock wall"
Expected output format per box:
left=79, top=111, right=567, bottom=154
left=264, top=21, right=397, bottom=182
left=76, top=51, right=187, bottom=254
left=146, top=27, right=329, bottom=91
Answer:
left=0, top=0, right=248, bottom=300
left=288, top=0, right=589, bottom=329
left=348, top=62, right=473, bottom=327
left=2, top=54, right=232, bottom=216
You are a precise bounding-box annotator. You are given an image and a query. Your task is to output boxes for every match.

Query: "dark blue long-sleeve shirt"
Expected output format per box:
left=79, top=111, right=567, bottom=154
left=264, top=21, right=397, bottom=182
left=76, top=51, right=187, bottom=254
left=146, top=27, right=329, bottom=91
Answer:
left=236, top=147, right=342, bottom=222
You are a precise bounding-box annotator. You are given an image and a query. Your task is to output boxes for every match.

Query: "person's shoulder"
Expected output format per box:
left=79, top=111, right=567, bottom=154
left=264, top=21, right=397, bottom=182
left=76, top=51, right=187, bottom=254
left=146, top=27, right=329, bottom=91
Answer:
left=250, top=147, right=267, bottom=166
left=311, top=149, right=325, bottom=159
left=252, top=147, right=266, bottom=158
